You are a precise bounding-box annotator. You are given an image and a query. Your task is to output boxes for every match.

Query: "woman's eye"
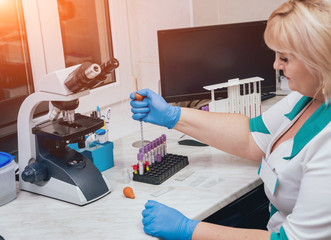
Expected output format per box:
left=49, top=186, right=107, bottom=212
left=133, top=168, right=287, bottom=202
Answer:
left=279, top=57, right=288, bottom=63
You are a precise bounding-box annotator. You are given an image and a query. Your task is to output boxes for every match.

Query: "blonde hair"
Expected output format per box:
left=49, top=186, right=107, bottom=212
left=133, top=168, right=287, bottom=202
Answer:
left=264, top=0, right=331, bottom=102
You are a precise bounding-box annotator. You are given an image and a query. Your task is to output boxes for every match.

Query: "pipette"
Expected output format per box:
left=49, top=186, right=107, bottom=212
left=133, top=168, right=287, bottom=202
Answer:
left=135, top=92, right=145, bottom=159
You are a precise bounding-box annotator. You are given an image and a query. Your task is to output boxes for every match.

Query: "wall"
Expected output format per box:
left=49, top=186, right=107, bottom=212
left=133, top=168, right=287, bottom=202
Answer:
left=127, top=0, right=193, bottom=92
left=193, top=0, right=286, bottom=25
left=126, top=0, right=286, bottom=92
left=109, top=0, right=287, bottom=140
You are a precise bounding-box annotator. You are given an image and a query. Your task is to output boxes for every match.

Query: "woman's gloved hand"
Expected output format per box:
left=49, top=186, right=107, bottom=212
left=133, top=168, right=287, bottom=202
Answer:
left=142, top=200, right=200, bottom=240
left=130, top=88, right=181, bottom=129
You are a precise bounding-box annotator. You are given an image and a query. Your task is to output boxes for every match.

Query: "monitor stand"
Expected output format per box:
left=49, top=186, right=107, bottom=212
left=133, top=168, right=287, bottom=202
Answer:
left=178, top=135, right=208, bottom=147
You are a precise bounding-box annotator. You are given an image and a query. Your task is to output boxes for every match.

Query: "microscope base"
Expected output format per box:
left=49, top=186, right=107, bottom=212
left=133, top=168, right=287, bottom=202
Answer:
left=19, top=175, right=111, bottom=205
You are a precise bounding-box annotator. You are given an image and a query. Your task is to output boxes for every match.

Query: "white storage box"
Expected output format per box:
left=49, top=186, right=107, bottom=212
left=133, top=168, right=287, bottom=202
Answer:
left=0, top=152, right=16, bottom=206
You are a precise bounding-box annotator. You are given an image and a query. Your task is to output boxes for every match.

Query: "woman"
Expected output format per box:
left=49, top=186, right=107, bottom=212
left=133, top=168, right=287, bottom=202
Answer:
left=130, top=0, right=331, bottom=239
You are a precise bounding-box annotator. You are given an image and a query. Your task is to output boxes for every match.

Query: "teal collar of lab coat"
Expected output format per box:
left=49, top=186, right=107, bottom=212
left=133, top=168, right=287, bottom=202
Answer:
left=284, top=97, right=331, bottom=160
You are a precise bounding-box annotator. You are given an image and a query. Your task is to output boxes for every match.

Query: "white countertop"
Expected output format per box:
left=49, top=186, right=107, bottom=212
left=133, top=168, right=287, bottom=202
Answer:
left=0, top=96, right=282, bottom=240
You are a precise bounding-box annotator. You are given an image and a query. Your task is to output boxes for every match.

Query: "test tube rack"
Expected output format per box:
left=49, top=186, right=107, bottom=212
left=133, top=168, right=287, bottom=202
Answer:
left=133, top=153, right=189, bottom=185
left=203, top=76, right=264, bottom=118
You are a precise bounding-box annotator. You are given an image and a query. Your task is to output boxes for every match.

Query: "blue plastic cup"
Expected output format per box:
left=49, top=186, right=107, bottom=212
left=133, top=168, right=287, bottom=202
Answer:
left=0, top=152, right=16, bottom=206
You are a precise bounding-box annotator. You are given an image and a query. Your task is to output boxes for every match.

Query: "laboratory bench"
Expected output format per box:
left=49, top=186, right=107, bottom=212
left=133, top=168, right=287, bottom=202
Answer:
left=0, top=96, right=282, bottom=240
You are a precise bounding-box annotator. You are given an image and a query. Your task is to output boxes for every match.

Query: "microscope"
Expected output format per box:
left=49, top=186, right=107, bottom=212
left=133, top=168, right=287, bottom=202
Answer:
left=17, top=59, right=119, bottom=205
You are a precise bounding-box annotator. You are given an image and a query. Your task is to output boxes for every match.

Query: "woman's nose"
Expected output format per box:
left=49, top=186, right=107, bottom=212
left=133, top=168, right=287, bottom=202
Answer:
left=273, top=59, right=283, bottom=71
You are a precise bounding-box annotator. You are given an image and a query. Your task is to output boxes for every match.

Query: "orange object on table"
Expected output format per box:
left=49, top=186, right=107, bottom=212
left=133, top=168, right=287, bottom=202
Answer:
left=123, top=186, right=135, bottom=199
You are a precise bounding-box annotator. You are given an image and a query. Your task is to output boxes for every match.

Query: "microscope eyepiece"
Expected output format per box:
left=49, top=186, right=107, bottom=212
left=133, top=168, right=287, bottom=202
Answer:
left=85, top=63, right=101, bottom=79
left=100, top=58, right=119, bottom=75
left=64, top=59, right=119, bottom=93
left=64, top=62, right=102, bottom=93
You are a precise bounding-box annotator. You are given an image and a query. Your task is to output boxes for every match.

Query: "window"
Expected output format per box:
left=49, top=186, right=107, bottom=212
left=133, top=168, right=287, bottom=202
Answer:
left=0, top=0, right=33, bottom=101
left=0, top=0, right=133, bottom=147
left=28, top=0, right=132, bottom=111
left=57, top=0, right=116, bottom=86
left=0, top=0, right=33, bottom=136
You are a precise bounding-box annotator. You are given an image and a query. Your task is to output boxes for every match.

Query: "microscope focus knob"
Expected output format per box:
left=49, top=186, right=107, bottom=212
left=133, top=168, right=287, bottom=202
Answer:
left=21, top=162, right=48, bottom=184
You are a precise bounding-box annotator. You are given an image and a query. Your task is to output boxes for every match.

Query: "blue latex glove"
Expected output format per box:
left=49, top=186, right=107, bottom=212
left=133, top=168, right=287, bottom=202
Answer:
left=142, top=200, right=200, bottom=240
left=130, top=88, right=181, bottom=129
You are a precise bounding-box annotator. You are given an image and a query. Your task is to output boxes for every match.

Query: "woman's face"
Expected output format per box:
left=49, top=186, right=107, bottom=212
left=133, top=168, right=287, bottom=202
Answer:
left=273, top=52, right=322, bottom=99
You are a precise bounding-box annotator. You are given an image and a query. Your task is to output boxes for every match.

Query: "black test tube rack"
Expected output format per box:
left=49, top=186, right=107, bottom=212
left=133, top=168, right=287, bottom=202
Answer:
left=133, top=153, right=189, bottom=185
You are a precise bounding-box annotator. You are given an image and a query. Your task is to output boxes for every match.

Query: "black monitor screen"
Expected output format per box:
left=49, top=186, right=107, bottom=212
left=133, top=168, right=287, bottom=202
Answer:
left=158, top=20, right=276, bottom=103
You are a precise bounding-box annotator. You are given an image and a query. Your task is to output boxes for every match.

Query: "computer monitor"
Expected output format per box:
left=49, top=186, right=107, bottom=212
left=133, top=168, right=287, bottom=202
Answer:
left=158, top=20, right=276, bottom=103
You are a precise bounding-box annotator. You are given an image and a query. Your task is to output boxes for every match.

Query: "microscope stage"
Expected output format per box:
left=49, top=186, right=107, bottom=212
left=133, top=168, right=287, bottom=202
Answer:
left=32, top=114, right=104, bottom=141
